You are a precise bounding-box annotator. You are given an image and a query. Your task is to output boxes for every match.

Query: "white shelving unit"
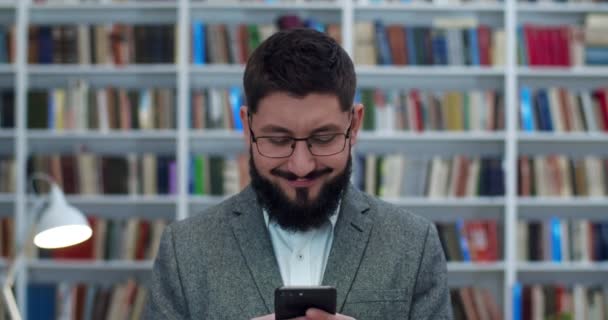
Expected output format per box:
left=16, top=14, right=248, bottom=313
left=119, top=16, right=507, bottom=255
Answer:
left=1, top=0, right=606, bottom=319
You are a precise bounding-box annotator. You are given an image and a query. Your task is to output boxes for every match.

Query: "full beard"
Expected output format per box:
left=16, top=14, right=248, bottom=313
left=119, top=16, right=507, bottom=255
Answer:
left=249, top=150, right=352, bottom=232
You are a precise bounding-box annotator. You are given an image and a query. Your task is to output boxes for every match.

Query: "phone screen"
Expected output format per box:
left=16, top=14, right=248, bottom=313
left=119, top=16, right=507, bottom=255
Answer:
left=274, top=286, right=337, bottom=320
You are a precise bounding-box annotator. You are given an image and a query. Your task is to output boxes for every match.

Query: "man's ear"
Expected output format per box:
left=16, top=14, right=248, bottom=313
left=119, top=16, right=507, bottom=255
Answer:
left=240, top=106, right=250, bottom=143
left=349, top=103, right=364, bottom=145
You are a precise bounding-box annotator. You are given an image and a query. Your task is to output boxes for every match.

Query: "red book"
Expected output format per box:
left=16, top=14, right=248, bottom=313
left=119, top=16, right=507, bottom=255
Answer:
left=537, top=27, right=552, bottom=65
left=135, top=221, right=151, bottom=260
left=548, top=27, right=562, bottom=66
left=410, top=90, right=423, bottom=132
left=485, top=221, right=499, bottom=261
left=557, top=26, right=571, bottom=66
left=478, top=25, right=491, bottom=66
left=464, top=221, right=492, bottom=262
left=524, top=25, right=539, bottom=66
left=596, top=90, right=608, bottom=132
left=52, top=216, right=96, bottom=260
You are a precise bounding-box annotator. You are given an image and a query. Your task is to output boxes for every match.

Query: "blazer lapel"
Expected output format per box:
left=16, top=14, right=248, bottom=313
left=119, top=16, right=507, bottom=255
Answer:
left=230, top=186, right=283, bottom=314
left=322, top=184, right=373, bottom=312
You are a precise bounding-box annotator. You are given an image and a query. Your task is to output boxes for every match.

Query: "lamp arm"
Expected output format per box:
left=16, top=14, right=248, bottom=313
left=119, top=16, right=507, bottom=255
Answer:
left=2, top=174, right=55, bottom=320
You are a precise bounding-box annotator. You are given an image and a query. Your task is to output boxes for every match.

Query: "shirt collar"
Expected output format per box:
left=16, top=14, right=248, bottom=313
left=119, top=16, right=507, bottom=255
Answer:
left=263, top=201, right=341, bottom=231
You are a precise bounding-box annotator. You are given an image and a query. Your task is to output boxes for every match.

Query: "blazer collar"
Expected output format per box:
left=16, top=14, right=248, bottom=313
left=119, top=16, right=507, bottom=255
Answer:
left=230, top=184, right=373, bottom=314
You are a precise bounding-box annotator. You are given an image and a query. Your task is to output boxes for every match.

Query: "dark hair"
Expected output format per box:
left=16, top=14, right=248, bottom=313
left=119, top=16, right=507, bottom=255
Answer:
left=243, top=28, right=356, bottom=114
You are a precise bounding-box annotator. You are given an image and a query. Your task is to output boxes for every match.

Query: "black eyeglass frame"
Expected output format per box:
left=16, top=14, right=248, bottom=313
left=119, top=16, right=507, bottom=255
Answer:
left=247, top=111, right=354, bottom=159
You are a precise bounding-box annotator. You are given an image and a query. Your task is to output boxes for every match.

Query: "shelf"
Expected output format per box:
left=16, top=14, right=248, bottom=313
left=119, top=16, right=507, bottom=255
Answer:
left=518, top=67, right=608, bottom=78
left=0, top=193, right=13, bottom=214
left=189, top=195, right=505, bottom=221
left=518, top=262, right=608, bottom=285
left=355, top=3, right=504, bottom=12
left=0, top=129, right=13, bottom=155
left=518, top=197, right=608, bottom=220
left=27, top=130, right=178, bottom=154
left=189, top=130, right=505, bottom=156
left=191, top=2, right=341, bottom=10
left=384, top=196, right=505, bottom=221
left=448, top=262, right=505, bottom=272
left=28, top=260, right=152, bottom=284
left=517, top=3, right=608, bottom=13
left=190, top=64, right=245, bottom=87
left=190, top=1, right=342, bottom=23
left=28, top=64, right=177, bottom=88
left=518, top=262, right=608, bottom=272
left=356, top=66, right=505, bottom=89
left=518, top=132, right=608, bottom=156
left=27, top=195, right=177, bottom=220
left=189, top=130, right=245, bottom=154
left=356, top=131, right=505, bottom=156
left=29, top=2, right=178, bottom=24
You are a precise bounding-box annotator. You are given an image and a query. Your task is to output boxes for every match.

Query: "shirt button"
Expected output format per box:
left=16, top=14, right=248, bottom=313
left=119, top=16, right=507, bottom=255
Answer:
left=297, top=254, right=304, bottom=261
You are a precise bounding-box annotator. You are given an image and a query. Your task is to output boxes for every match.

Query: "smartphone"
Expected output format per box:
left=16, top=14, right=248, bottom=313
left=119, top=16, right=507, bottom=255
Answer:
left=274, top=286, right=337, bottom=320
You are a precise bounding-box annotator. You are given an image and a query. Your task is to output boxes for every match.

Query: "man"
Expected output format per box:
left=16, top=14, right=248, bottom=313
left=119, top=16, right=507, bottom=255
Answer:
left=144, top=28, right=451, bottom=319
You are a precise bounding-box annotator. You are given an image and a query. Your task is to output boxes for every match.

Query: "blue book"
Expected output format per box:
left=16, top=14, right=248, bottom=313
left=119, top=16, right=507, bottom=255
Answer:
left=513, top=282, right=522, bottom=320
left=519, top=87, right=535, bottom=131
left=229, top=86, right=243, bottom=131
left=27, top=283, right=56, bottom=320
left=192, top=21, right=206, bottom=65
left=406, top=27, right=417, bottom=65
left=431, top=30, right=447, bottom=65
left=535, top=89, right=553, bottom=131
left=38, top=26, right=54, bottom=64
left=469, top=28, right=480, bottom=66
left=305, top=18, right=325, bottom=33
left=550, top=217, right=562, bottom=262
left=585, top=47, right=608, bottom=65
left=0, top=29, right=7, bottom=63
left=517, top=26, right=528, bottom=66
left=455, top=219, right=471, bottom=262
left=374, top=20, right=392, bottom=65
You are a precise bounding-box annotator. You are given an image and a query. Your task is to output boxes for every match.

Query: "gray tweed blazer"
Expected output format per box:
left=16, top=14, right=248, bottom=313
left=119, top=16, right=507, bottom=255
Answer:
left=143, top=184, right=452, bottom=319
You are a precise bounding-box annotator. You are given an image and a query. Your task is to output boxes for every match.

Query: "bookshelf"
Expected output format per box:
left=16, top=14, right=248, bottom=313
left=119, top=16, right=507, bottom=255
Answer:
left=1, top=0, right=607, bottom=319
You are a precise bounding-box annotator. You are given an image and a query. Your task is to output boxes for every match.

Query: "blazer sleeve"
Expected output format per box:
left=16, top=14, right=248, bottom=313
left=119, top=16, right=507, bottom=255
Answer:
left=408, top=223, right=453, bottom=319
left=143, top=224, right=191, bottom=319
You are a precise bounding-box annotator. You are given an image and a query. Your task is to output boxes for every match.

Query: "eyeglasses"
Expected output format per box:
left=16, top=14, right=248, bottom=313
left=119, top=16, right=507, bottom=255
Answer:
left=248, top=115, right=352, bottom=159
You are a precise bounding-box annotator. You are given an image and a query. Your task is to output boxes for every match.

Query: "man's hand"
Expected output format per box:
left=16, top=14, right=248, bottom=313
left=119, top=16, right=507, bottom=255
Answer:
left=251, top=309, right=355, bottom=320
left=290, top=308, right=355, bottom=320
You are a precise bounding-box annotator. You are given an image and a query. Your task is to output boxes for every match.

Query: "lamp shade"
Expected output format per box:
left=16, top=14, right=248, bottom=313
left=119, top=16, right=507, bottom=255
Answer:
left=32, top=183, right=92, bottom=249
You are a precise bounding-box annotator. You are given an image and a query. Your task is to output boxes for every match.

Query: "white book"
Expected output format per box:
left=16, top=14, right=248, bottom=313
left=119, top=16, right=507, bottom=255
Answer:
left=127, top=153, right=139, bottom=195
left=568, top=90, right=584, bottom=132
left=580, top=91, right=597, bottom=132
left=548, top=88, right=564, bottom=132
left=517, top=220, right=529, bottom=261
left=468, top=90, right=483, bottom=131
left=142, top=153, right=158, bottom=195
left=77, top=24, right=91, bottom=65
left=97, top=89, right=110, bottom=133
left=561, top=219, right=570, bottom=262
left=532, top=285, right=545, bottom=320
left=574, top=284, right=587, bottom=320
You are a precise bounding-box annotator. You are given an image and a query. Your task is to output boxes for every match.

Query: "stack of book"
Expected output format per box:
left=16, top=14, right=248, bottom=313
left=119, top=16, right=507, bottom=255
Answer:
left=28, top=24, right=176, bottom=64
left=515, top=284, right=608, bottom=320
left=518, top=155, right=608, bottom=197
left=190, top=88, right=243, bottom=130
left=27, top=153, right=177, bottom=195
left=28, top=279, right=147, bottom=320
left=436, top=219, right=501, bottom=263
left=519, top=87, right=608, bottom=132
left=190, top=154, right=249, bottom=196
left=451, top=287, right=502, bottom=320
left=28, top=83, right=176, bottom=131
left=354, top=18, right=504, bottom=66
left=358, top=88, right=504, bottom=132
left=192, top=15, right=341, bottom=65
left=355, top=154, right=505, bottom=197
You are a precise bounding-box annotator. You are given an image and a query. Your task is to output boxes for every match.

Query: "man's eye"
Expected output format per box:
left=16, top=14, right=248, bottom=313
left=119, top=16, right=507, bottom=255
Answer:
left=267, top=137, right=293, bottom=145
left=309, top=135, right=336, bottom=144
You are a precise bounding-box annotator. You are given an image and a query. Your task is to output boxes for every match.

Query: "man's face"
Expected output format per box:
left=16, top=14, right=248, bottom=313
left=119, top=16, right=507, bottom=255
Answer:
left=241, top=92, right=363, bottom=231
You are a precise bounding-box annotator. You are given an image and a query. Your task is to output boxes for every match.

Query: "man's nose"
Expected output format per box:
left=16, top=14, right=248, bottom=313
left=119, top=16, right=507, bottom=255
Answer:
left=286, top=140, right=316, bottom=178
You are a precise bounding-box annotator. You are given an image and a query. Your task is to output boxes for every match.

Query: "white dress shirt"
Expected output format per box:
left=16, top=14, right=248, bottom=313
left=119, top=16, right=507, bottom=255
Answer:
left=263, top=207, right=339, bottom=286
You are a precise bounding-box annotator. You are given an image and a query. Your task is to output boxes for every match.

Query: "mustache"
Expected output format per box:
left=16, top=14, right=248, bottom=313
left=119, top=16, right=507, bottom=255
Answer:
left=270, top=167, right=333, bottom=181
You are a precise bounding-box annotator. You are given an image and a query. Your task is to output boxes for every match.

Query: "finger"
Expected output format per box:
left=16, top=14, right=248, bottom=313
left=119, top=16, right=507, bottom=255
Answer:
left=305, top=308, right=331, bottom=319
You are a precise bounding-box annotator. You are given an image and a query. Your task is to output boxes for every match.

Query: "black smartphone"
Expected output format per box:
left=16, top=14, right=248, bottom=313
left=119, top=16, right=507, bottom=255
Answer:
left=274, top=286, right=337, bottom=320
